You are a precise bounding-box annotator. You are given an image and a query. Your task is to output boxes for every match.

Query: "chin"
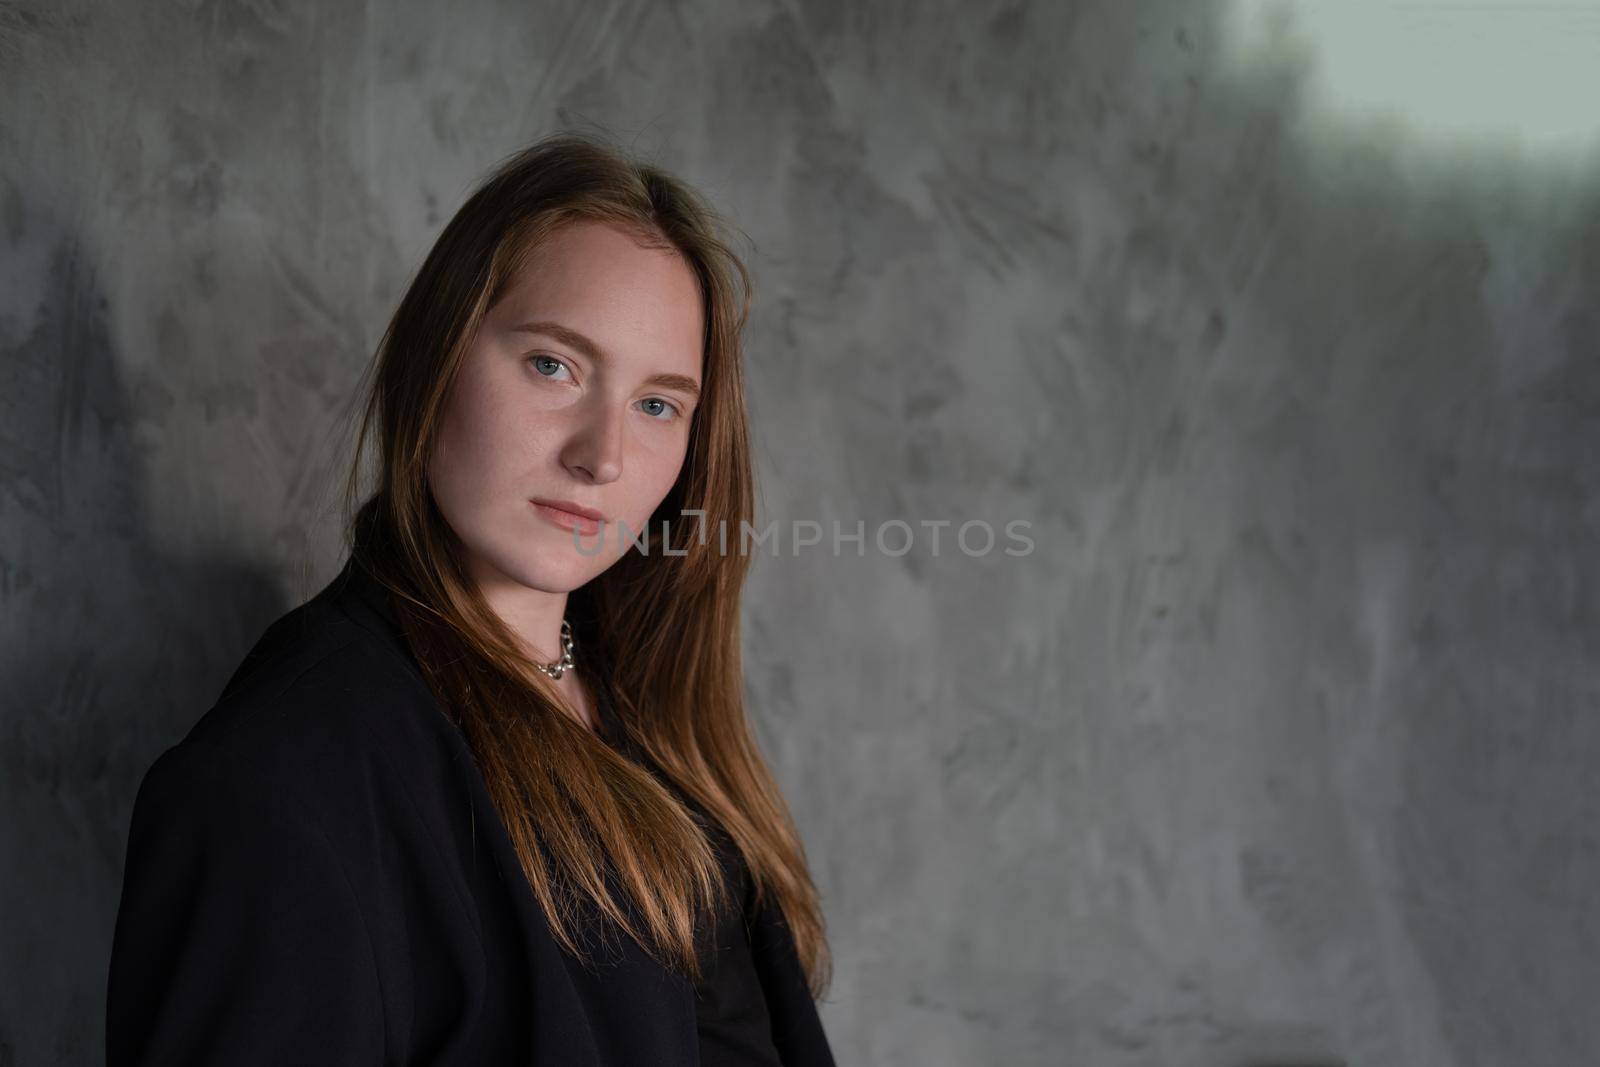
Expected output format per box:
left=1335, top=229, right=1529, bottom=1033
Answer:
left=473, top=542, right=610, bottom=595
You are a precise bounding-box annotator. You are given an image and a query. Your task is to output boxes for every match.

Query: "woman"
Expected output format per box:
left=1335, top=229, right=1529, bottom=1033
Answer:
left=106, top=132, right=836, bottom=1066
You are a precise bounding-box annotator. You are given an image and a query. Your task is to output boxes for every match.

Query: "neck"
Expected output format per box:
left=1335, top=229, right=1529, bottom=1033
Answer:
left=466, top=557, right=572, bottom=667
left=460, top=554, right=595, bottom=730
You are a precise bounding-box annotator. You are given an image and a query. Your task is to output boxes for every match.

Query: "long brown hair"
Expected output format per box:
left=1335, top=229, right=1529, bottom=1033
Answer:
left=335, top=131, right=830, bottom=993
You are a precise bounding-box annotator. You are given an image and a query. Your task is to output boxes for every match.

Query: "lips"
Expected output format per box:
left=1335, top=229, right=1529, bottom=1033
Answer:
left=530, top=498, right=606, bottom=522
left=529, top=498, right=606, bottom=535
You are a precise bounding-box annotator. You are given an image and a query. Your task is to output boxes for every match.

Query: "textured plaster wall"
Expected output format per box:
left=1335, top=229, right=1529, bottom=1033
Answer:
left=2, top=2, right=1597, bottom=1065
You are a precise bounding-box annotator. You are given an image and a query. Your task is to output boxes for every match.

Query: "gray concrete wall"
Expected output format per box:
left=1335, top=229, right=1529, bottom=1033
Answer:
left=3, top=2, right=1597, bottom=1064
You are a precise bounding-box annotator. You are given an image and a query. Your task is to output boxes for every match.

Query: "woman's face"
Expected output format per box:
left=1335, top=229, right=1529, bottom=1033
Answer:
left=428, top=220, right=705, bottom=595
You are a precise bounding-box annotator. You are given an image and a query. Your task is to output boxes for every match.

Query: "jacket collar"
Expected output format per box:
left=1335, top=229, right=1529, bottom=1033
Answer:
left=323, top=554, right=631, bottom=751
left=317, top=555, right=406, bottom=645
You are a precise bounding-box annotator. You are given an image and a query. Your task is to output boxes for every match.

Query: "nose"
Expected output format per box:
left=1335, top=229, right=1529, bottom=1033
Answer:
left=560, top=397, right=624, bottom=484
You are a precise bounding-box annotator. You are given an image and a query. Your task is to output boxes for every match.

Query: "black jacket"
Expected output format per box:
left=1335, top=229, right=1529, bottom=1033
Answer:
left=105, top=557, right=836, bottom=1066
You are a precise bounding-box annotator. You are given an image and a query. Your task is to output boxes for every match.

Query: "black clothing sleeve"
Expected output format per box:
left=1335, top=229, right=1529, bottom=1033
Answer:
left=105, top=746, right=385, bottom=1066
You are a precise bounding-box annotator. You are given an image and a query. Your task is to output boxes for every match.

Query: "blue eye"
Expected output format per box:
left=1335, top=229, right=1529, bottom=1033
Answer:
left=530, top=355, right=571, bottom=380
left=529, top=355, right=680, bottom=420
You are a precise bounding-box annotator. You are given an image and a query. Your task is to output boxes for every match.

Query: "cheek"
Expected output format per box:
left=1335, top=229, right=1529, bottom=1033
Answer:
left=624, top=439, right=691, bottom=525
left=426, top=411, right=475, bottom=523
left=429, top=379, right=516, bottom=516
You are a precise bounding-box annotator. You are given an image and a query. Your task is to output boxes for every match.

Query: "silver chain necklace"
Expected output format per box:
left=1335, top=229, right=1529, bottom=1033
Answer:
left=532, top=619, right=576, bottom=679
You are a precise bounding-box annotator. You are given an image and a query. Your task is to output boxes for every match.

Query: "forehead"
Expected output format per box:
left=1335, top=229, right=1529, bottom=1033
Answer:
left=493, top=221, right=705, bottom=371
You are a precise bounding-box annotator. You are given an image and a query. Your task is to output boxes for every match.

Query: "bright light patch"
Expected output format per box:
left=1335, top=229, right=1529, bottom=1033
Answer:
left=1225, top=1, right=1600, bottom=153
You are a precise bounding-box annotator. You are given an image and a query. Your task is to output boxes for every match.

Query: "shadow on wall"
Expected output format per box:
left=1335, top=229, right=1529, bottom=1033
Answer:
left=1200, top=5, right=1600, bottom=1067
left=0, top=191, right=292, bottom=1062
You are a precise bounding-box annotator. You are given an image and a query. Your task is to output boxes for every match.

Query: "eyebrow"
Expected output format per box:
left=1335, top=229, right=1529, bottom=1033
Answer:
left=508, top=319, right=702, bottom=402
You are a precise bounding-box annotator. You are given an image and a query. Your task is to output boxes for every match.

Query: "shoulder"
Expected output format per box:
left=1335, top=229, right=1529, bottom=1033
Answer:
left=148, top=587, right=461, bottom=825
